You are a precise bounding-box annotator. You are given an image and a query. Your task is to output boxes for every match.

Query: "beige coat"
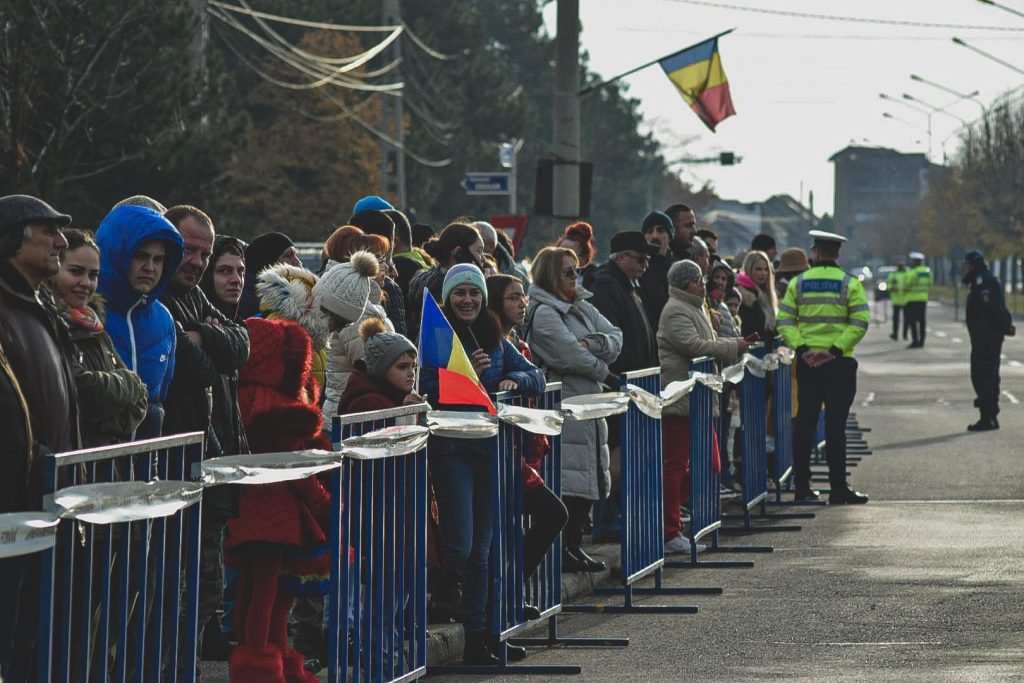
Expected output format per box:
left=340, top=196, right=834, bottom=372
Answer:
left=657, top=287, right=740, bottom=417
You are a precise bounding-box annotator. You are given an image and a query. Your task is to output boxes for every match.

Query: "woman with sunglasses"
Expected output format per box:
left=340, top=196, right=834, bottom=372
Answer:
left=524, top=247, right=623, bottom=573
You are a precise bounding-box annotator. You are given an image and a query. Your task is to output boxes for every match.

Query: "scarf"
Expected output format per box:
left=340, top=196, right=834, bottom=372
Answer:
left=63, top=305, right=103, bottom=334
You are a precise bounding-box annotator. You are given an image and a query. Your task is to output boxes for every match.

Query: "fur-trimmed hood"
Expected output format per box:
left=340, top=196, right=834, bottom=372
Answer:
left=256, top=264, right=329, bottom=350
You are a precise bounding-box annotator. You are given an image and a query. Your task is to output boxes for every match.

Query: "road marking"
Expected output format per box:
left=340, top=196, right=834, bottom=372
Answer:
left=951, top=337, right=963, bottom=344
left=861, top=392, right=875, bottom=407
left=1001, top=390, right=1019, bottom=405
left=935, top=330, right=948, bottom=338
left=766, top=641, right=943, bottom=647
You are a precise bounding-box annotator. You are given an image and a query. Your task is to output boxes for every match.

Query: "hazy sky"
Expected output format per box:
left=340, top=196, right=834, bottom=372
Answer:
left=542, top=0, right=1024, bottom=216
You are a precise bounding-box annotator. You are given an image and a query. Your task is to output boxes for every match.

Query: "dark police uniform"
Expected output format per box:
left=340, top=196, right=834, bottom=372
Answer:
left=964, top=258, right=1013, bottom=430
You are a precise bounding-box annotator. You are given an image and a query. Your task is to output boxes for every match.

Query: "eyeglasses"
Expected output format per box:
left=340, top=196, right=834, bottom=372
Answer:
left=626, top=252, right=650, bottom=265
left=562, top=267, right=580, bottom=278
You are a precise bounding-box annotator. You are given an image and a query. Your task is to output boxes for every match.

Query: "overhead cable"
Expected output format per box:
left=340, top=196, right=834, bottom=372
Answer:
left=210, top=8, right=403, bottom=92
left=670, top=0, right=1024, bottom=31
left=400, top=21, right=468, bottom=60
left=209, top=0, right=398, bottom=32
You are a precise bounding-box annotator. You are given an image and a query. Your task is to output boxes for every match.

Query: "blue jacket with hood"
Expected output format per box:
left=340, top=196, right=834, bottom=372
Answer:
left=96, top=205, right=184, bottom=409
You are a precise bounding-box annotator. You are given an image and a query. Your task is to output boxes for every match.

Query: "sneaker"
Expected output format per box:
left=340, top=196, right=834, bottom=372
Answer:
left=680, top=506, right=691, bottom=524
left=664, top=534, right=706, bottom=555
left=719, top=484, right=740, bottom=500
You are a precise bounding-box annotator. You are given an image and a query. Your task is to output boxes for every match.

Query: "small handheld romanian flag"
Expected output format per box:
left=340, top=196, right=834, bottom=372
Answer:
left=659, top=37, right=736, bottom=132
left=417, top=291, right=496, bottom=415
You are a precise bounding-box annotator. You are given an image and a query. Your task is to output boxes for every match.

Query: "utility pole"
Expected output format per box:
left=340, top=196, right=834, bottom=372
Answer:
left=552, top=0, right=580, bottom=218
left=191, top=0, right=210, bottom=118
left=380, top=0, right=406, bottom=208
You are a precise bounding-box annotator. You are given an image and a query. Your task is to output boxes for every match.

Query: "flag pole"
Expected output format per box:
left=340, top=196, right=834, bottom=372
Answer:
left=578, top=28, right=736, bottom=96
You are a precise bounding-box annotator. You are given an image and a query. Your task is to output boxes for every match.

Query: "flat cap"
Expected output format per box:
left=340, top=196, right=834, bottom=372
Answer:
left=0, top=195, right=71, bottom=234
left=908, top=251, right=925, bottom=260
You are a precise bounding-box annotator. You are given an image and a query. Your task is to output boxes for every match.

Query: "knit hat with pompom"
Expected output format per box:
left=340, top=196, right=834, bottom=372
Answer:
left=313, top=250, right=379, bottom=323
left=359, top=317, right=417, bottom=379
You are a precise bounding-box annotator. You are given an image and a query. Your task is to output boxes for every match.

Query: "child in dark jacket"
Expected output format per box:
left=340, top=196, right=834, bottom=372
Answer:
left=336, top=318, right=424, bottom=414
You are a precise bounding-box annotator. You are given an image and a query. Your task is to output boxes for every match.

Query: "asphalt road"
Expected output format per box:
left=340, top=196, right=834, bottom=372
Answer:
left=427, top=301, right=1024, bottom=682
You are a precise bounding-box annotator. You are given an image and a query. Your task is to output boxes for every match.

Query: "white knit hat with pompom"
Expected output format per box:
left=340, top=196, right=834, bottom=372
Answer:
left=312, top=250, right=379, bottom=323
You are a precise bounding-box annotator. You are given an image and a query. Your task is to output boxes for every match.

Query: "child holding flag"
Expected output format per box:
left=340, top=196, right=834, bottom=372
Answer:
left=418, top=263, right=545, bottom=665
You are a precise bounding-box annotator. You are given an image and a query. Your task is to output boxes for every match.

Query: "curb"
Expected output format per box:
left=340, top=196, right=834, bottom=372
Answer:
left=425, top=543, right=622, bottom=665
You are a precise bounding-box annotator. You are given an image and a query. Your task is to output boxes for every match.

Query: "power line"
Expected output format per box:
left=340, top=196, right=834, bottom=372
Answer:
left=210, top=8, right=403, bottom=92
left=209, top=0, right=398, bottom=32
left=670, top=0, right=1024, bottom=31
left=400, top=21, right=468, bottom=60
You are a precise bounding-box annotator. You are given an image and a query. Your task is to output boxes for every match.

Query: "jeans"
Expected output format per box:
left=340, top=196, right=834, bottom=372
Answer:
left=430, top=450, right=494, bottom=632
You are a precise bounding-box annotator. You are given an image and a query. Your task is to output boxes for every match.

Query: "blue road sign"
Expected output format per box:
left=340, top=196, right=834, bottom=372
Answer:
left=461, top=172, right=510, bottom=195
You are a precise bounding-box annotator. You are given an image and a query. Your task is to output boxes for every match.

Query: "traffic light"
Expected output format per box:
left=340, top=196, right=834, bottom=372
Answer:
left=720, top=152, right=735, bottom=166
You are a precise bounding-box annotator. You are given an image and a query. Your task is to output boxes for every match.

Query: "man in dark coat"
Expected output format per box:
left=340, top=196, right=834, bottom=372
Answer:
left=162, top=204, right=251, bottom=663
left=963, top=250, right=1015, bottom=432
left=638, top=210, right=674, bottom=332
left=666, top=203, right=698, bottom=263
left=589, top=231, right=661, bottom=378
left=0, top=194, right=80, bottom=682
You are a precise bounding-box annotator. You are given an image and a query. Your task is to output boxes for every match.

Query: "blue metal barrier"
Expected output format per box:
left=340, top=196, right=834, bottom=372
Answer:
left=564, top=368, right=702, bottom=615
left=721, top=346, right=804, bottom=533
left=664, top=358, right=761, bottom=569
left=508, top=383, right=628, bottom=652
left=330, top=404, right=429, bottom=683
left=37, top=432, right=205, bottom=683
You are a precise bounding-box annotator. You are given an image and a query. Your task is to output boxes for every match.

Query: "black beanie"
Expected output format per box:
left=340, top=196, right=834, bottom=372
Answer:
left=245, top=231, right=294, bottom=278
left=349, top=210, right=395, bottom=243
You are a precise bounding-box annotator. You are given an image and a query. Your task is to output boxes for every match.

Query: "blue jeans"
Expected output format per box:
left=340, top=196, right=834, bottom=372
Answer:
left=430, top=449, right=494, bottom=632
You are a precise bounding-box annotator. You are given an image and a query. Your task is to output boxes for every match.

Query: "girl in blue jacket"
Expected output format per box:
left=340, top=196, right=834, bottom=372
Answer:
left=96, top=205, right=184, bottom=439
left=419, top=263, right=545, bottom=665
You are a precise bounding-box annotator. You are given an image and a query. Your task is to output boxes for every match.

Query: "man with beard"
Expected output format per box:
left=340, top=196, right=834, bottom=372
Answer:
left=666, top=203, right=698, bottom=263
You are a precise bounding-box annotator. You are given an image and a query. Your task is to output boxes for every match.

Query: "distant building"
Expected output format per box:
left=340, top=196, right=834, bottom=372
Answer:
left=702, top=193, right=818, bottom=257
left=829, top=145, right=943, bottom=260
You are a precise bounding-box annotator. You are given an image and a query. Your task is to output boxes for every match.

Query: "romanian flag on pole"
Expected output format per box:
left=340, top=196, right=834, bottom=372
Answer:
left=418, top=291, right=496, bottom=415
left=658, top=37, right=736, bottom=132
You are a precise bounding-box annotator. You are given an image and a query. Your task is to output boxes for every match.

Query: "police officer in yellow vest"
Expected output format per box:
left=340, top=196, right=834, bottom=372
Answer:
left=778, top=230, right=870, bottom=504
left=904, top=251, right=932, bottom=348
left=887, top=263, right=909, bottom=341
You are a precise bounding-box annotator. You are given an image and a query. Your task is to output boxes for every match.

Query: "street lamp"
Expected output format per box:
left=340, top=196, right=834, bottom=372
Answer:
left=880, top=93, right=933, bottom=157
left=909, top=74, right=986, bottom=117
left=952, top=37, right=1024, bottom=77
left=976, top=0, right=1024, bottom=20
left=902, top=93, right=969, bottom=126
left=881, top=113, right=927, bottom=150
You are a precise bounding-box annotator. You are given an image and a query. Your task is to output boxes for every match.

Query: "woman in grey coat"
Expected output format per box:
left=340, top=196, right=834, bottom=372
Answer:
left=525, top=246, right=623, bottom=573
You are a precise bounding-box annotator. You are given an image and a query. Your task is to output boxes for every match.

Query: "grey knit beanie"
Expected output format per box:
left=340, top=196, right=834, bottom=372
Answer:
left=359, top=318, right=417, bottom=380
left=668, top=259, right=704, bottom=290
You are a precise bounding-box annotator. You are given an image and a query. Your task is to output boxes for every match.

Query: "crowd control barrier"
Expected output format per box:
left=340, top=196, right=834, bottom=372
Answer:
left=330, top=404, right=430, bottom=683
left=721, top=346, right=806, bottom=534
left=38, top=432, right=205, bottom=683
left=565, top=368, right=704, bottom=616
left=664, top=357, right=762, bottom=570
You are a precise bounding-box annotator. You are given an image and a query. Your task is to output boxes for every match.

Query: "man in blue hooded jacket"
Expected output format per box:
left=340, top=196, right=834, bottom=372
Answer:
left=96, top=205, right=184, bottom=438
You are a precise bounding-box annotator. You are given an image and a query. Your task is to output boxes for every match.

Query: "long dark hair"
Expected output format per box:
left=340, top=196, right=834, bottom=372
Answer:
left=486, top=274, right=521, bottom=335
left=199, top=235, right=246, bottom=320
left=422, top=222, right=480, bottom=268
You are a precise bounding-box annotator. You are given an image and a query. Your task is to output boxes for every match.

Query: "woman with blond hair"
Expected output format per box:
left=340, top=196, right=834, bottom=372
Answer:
left=525, top=246, right=622, bottom=573
left=738, top=249, right=778, bottom=344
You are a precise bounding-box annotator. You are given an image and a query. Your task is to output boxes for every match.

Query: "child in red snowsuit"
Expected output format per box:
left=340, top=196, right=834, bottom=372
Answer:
left=228, top=317, right=332, bottom=683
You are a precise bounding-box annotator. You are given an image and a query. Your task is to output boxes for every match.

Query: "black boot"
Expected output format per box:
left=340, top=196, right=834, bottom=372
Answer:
left=967, top=416, right=998, bottom=432
left=429, top=573, right=464, bottom=623
left=463, top=630, right=499, bottom=665
left=200, top=615, right=233, bottom=661
left=488, top=634, right=527, bottom=662
left=564, top=547, right=606, bottom=572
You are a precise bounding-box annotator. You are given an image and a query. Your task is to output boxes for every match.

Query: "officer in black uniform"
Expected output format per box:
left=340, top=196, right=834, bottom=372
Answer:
left=963, top=250, right=1015, bottom=431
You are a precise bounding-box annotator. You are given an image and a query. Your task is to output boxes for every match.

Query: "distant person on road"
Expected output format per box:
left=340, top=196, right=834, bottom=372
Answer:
left=904, top=251, right=932, bottom=348
left=778, top=230, right=871, bottom=505
left=887, top=263, right=909, bottom=341
left=963, top=250, right=1016, bottom=432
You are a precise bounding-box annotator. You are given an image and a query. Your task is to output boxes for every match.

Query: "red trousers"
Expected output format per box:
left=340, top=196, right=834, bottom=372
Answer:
left=663, top=416, right=720, bottom=541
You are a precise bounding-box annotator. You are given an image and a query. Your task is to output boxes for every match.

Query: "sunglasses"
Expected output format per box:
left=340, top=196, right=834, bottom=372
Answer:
left=562, top=267, right=581, bottom=278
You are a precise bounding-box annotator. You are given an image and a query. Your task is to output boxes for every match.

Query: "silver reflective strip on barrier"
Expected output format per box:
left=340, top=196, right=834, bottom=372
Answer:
left=51, top=480, right=204, bottom=524
left=625, top=384, right=663, bottom=419
left=0, top=512, right=61, bottom=559
left=559, top=392, right=631, bottom=420
left=342, top=424, right=431, bottom=459
left=426, top=410, right=500, bottom=439
left=200, top=450, right=341, bottom=484
left=495, top=402, right=564, bottom=436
